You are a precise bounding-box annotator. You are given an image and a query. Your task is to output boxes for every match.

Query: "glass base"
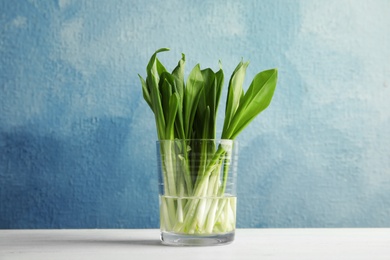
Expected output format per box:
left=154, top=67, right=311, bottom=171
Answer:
left=160, top=231, right=235, bottom=246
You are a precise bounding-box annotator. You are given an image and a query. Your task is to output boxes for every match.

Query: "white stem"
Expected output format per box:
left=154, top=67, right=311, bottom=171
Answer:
left=164, top=145, right=177, bottom=196
left=205, top=199, right=219, bottom=233
left=176, top=199, right=184, bottom=223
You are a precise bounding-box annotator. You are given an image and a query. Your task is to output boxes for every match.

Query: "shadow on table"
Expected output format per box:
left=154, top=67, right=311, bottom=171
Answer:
left=62, top=239, right=163, bottom=247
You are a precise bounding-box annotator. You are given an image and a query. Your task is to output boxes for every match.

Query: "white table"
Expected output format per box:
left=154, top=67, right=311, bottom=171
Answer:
left=1, top=229, right=389, bottom=259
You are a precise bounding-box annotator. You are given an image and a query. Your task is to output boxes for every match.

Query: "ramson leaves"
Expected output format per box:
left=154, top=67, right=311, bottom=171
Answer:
left=139, top=48, right=277, bottom=141
left=222, top=68, right=278, bottom=139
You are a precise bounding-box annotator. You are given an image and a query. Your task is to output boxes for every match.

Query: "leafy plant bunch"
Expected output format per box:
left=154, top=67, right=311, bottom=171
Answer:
left=139, top=48, right=277, bottom=141
left=139, top=48, right=277, bottom=234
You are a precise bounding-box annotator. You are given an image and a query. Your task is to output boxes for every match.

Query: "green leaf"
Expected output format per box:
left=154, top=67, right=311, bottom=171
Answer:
left=183, top=64, right=205, bottom=139
left=199, top=68, right=219, bottom=139
left=138, top=74, right=152, bottom=110
left=172, top=54, right=186, bottom=139
left=145, top=48, right=170, bottom=139
left=172, top=53, right=186, bottom=101
left=202, top=106, right=211, bottom=140
left=214, top=63, right=224, bottom=115
left=165, top=93, right=180, bottom=140
left=192, top=66, right=224, bottom=140
left=146, top=48, right=170, bottom=75
left=156, top=57, right=168, bottom=76
left=221, top=61, right=249, bottom=138
left=160, top=73, right=174, bottom=124
left=212, top=66, right=224, bottom=138
left=224, top=69, right=278, bottom=139
left=199, top=69, right=214, bottom=113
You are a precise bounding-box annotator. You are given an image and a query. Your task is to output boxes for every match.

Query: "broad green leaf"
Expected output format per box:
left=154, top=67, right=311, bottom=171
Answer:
left=240, top=69, right=277, bottom=113
left=172, top=53, right=186, bottom=101
left=173, top=92, right=185, bottom=139
left=201, top=68, right=218, bottom=139
left=202, top=106, right=211, bottom=140
left=222, top=61, right=249, bottom=138
left=148, top=82, right=165, bottom=139
left=146, top=48, right=170, bottom=75
left=156, top=57, right=168, bottom=76
left=199, top=69, right=215, bottom=113
left=145, top=48, right=170, bottom=139
left=184, top=64, right=205, bottom=139
left=225, top=69, right=278, bottom=139
left=160, top=73, right=174, bottom=124
left=145, top=48, right=170, bottom=92
left=165, top=93, right=179, bottom=140
left=138, top=74, right=152, bottom=110
left=213, top=66, right=224, bottom=138
left=172, top=54, right=186, bottom=139
left=214, top=64, right=224, bottom=115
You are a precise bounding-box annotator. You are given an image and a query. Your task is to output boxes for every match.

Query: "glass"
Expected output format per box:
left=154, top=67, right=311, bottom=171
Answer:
left=156, top=139, right=238, bottom=246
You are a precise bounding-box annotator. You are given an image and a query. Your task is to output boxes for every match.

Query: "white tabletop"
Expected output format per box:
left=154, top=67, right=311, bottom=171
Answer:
left=1, top=228, right=389, bottom=259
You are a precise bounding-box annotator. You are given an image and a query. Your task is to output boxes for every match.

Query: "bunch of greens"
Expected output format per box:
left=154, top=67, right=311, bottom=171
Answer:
left=139, top=48, right=277, bottom=234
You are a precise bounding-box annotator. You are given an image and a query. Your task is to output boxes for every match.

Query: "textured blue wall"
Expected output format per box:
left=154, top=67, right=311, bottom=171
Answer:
left=1, top=0, right=389, bottom=228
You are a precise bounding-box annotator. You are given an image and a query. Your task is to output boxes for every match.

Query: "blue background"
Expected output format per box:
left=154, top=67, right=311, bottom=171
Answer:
left=1, top=0, right=389, bottom=228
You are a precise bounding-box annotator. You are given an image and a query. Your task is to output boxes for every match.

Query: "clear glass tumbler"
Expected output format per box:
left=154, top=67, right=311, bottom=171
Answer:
left=156, top=139, right=238, bottom=246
